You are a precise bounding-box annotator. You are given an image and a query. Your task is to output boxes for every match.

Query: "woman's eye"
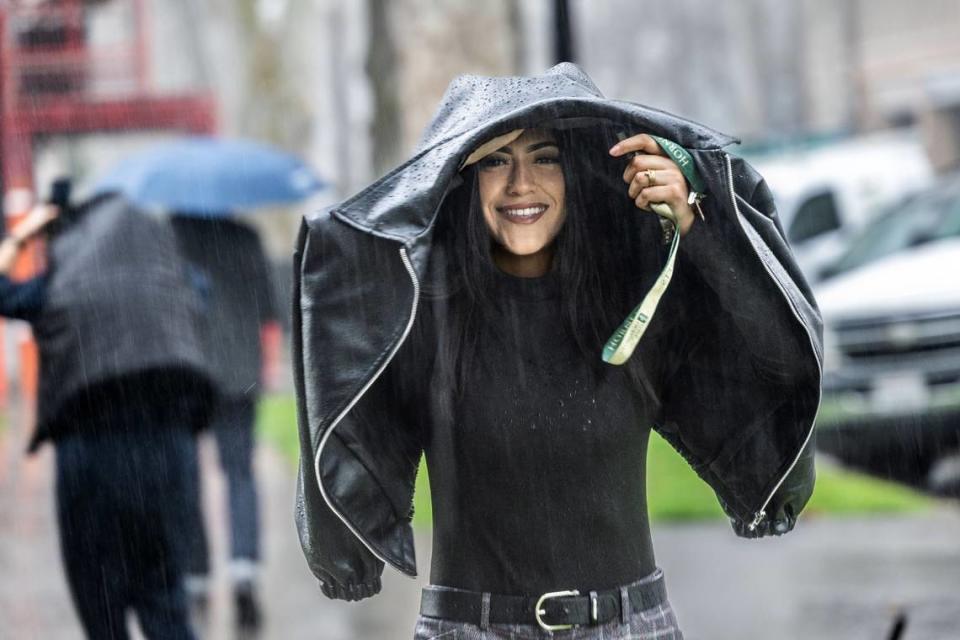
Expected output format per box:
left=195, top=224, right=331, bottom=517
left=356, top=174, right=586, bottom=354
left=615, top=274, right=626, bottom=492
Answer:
left=478, top=156, right=509, bottom=169
left=535, top=155, right=561, bottom=165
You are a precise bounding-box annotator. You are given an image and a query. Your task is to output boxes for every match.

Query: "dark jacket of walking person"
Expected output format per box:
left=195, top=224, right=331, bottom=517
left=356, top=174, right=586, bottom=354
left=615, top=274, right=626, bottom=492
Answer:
left=293, top=64, right=821, bottom=639
left=0, top=274, right=46, bottom=320
left=20, top=194, right=215, bottom=640
left=172, top=215, right=279, bottom=629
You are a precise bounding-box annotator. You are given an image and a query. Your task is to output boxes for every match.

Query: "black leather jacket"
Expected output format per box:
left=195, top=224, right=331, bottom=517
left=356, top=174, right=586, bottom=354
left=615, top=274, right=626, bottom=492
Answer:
left=293, top=64, right=822, bottom=601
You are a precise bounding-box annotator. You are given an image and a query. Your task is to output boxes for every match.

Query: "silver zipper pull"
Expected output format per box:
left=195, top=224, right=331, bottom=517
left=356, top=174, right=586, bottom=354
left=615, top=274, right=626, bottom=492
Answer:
left=748, top=510, right=766, bottom=531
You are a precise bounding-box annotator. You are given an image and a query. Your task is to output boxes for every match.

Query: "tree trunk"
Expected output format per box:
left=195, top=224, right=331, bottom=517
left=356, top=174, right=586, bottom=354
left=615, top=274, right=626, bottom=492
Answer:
left=366, top=0, right=403, bottom=179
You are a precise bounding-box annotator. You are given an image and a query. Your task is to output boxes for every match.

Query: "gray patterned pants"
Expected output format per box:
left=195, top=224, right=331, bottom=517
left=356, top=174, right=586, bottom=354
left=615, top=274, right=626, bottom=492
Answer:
left=413, top=572, right=683, bottom=639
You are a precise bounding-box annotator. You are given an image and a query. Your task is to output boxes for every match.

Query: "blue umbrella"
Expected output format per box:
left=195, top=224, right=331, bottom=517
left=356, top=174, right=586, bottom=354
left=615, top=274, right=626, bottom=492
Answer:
left=90, top=136, right=325, bottom=216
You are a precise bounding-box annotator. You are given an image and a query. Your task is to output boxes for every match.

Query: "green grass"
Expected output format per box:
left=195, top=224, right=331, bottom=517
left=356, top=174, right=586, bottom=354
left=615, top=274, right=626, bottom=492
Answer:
left=645, top=430, right=931, bottom=521
left=257, top=394, right=931, bottom=528
left=806, top=463, right=930, bottom=514
left=256, top=394, right=299, bottom=455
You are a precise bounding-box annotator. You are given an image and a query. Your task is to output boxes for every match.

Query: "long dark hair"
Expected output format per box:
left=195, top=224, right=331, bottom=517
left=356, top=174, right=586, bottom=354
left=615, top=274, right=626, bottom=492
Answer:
left=423, top=125, right=660, bottom=402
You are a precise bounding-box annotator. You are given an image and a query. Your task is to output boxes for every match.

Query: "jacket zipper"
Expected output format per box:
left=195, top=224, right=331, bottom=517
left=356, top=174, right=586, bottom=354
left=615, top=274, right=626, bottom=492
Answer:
left=312, top=245, right=421, bottom=577
left=723, top=152, right=823, bottom=531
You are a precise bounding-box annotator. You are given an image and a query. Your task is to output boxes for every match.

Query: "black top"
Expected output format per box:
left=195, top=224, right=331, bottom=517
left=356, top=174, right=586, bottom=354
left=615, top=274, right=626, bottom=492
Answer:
left=417, top=267, right=659, bottom=596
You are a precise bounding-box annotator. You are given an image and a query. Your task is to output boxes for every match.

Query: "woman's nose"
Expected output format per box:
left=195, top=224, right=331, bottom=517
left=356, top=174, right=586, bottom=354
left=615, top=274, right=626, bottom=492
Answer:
left=507, top=161, right=534, bottom=194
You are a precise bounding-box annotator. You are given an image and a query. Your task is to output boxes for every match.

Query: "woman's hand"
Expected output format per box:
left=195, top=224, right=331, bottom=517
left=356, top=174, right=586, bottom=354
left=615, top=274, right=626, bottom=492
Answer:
left=1, top=204, right=59, bottom=275
left=11, top=203, right=59, bottom=243
left=609, top=134, right=696, bottom=237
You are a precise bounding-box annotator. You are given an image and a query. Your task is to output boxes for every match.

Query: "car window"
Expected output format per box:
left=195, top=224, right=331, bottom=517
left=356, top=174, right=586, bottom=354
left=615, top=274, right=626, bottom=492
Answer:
left=788, top=190, right=840, bottom=244
left=825, top=184, right=960, bottom=276
left=932, top=198, right=960, bottom=240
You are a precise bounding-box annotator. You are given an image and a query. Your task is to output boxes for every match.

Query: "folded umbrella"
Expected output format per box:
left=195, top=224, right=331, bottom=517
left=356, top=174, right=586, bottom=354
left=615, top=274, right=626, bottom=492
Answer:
left=90, top=136, right=325, bottom=216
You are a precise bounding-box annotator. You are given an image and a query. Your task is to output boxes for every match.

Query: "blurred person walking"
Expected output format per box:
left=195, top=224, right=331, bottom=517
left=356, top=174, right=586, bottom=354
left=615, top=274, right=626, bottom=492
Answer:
left=173, top=216, right=280, bottom=632
left=89, top=135, right=323, bottom=634
left=293, top=64, right=821, bottom=639
left=3, top=189, right=215, bottom=640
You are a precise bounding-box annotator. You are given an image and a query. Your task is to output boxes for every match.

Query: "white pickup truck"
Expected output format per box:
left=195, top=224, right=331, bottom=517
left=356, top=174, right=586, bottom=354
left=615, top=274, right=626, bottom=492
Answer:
left=748, top=131, right=934, bottom=282
left=814, top=174, right=960, bottom=496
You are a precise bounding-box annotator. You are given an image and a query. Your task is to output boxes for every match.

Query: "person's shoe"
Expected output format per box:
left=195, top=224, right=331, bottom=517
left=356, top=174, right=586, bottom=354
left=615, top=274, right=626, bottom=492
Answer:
left=235, top=581, right=262, bottom=631
left=183, top=574, right=210, bottom=630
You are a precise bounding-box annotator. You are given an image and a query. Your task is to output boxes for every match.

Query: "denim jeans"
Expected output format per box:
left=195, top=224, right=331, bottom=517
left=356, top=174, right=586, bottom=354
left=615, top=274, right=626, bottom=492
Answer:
left=186, top=395, right=260, bottom=576
left=56, top=417, right=197, bottom=640
left=414, top=571, right=683, bottom=639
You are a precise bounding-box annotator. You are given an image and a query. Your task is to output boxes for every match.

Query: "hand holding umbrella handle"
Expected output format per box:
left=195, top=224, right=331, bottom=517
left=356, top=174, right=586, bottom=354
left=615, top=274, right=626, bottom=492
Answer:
left=1, top=203, right=59, bottom=276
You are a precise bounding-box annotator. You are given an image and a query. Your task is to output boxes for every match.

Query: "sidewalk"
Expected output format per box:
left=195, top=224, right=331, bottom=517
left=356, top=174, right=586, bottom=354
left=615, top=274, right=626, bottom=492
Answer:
left=0, top=407, right=78, bottom=639
left=655, top=509, right=960, bottom=639
left=0, top=406, right=428, bottom=640
left=2, top=405, right=959, bottom=639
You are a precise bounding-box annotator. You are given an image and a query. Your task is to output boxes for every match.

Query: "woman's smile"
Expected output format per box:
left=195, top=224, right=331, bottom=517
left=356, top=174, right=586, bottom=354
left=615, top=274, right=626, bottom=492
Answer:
left=496, top=203, right=549, bottom=224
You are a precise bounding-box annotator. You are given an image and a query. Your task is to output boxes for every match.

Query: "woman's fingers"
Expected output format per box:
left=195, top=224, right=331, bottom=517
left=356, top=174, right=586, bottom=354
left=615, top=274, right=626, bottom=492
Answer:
left=622, top=154, right=677, bottom=185
left=612, top=133, right=697, bottom=236
left=609, top=133, right=665, bottom=158
left=633, top=184, right=685, bottom=212
left=627, top=166, right=683, bottom=199
left=633, top=183, right=695, bottom=236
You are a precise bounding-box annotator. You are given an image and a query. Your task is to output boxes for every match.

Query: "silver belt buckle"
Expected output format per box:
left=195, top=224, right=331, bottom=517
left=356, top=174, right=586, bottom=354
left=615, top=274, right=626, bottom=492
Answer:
left=534, top=589, right=580, bottom=632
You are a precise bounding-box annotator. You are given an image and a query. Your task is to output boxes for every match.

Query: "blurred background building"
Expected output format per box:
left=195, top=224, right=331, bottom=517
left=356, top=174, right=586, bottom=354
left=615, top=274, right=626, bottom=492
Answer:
left=6, top=0, right=960, bottom=243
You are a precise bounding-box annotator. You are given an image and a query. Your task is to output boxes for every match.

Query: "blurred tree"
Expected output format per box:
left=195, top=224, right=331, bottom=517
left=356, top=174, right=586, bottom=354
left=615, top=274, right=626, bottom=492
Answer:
left=367, top=1, right=518, bottom=160
left=221, top=0, right=312, bottom=152
left=507, top=0, right=524, bottom=73
left=366, top=0, right=403, bottom=179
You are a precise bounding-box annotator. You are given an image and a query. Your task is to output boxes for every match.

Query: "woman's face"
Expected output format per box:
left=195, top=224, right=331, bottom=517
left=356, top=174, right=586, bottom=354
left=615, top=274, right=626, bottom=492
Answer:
left=476, top=129, right=566, bottom=276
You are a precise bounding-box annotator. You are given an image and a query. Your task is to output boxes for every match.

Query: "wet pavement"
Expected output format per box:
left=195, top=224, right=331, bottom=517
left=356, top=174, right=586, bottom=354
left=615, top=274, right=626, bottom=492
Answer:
left=655, top=511, right=960, bottom=639
left=2, top=409, right=959, bottom=640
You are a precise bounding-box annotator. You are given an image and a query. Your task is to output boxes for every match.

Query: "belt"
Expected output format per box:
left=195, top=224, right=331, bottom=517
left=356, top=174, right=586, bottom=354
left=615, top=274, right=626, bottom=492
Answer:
left=419, top=571, right=668, bottom=632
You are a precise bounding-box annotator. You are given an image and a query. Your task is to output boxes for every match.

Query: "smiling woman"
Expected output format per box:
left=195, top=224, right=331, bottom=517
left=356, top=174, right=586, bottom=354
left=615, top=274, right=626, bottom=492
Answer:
left=293, top=63, right=822, bottom=640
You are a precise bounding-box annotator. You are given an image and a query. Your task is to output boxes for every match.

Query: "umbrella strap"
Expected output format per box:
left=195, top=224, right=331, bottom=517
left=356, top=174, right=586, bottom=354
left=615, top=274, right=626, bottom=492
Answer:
left=602, top=202, right=679, bottom=366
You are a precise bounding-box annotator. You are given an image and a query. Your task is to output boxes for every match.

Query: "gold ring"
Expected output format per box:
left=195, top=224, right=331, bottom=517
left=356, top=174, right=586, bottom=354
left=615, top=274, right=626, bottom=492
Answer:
left=645, top=168, right=657, bottom=186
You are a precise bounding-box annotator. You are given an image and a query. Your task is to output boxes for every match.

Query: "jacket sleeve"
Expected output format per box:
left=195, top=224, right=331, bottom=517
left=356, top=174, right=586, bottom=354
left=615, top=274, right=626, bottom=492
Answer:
left=728, top=437, right=816, bottom=538
left=294, top=456, right=385, bottom=601
left=654, top=152, right=821, bottom=538
left=291, top=215, right=425, bottom=601
left=291, top=222, right=385, bottom=601
left=0, top=275, right=47, bottom=322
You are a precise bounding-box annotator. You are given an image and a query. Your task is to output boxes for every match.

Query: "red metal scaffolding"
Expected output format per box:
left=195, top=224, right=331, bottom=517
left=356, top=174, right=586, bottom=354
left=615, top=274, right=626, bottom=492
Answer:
left=1, top=0, right=217, bottom=406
